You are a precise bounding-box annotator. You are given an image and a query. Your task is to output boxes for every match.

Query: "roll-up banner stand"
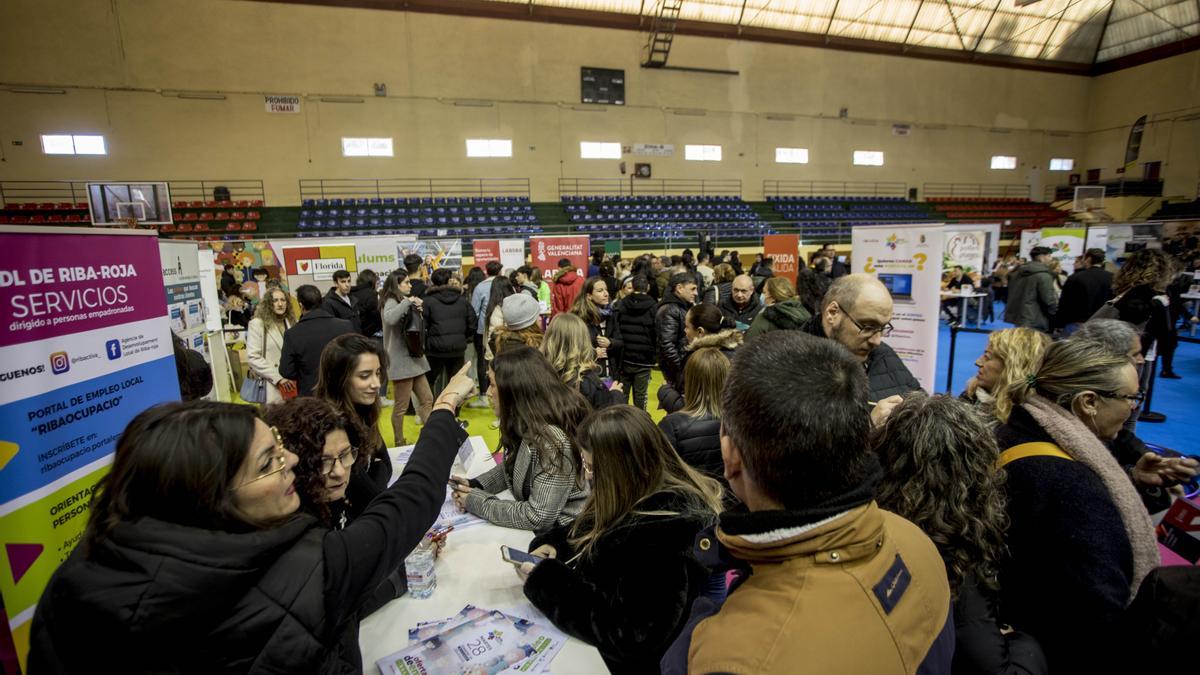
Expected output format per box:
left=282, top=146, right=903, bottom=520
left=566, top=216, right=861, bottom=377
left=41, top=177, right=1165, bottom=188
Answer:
left=762, top=234, right=800, bottom=284
left=852, top=223, right=945, bottom=392
left=472, top=239, right=526, bottom=271
left=1019, top=230, right=1041, bottom=260
left=1039, top=227, right=1087, bottom=274
left=942, top=224, right=1000, bottom=276
left=530, top=235, right=590, bottom=280
left=0, top=226, right=180, bottom=671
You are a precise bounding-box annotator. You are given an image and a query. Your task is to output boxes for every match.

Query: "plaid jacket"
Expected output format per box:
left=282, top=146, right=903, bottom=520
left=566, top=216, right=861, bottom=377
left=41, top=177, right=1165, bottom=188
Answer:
left=464, top=425, right=588, bottom=532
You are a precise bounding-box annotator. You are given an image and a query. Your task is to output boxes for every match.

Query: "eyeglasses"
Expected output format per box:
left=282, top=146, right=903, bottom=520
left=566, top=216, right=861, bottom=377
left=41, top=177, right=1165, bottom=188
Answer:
left=1098, top=390, right=1146, bottom=407
left=322, top=446, right=359, bottom=475
left=231, top=426, right=289, bottom=490
left=840, top=307, right=894, bottom=338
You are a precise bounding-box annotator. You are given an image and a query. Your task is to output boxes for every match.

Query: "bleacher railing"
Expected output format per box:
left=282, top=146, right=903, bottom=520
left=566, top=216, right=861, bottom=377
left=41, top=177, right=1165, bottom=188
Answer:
left=558, top=178, right=742, bottom=198
left=0, top=179, right=266, bottom=208
left=299, top=178, right=531, bottom=202
left=1050, top=179, right=1164, bottom=201
left=762, top=180, right=907, bottom=198
left=923, top=183, right=1030, bottom=199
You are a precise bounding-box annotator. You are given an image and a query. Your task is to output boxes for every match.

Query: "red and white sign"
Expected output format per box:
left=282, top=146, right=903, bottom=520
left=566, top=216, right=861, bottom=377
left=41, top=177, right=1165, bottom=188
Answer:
left=472, top=239, right=525, bottom=271
left=530, top=235, right=589, bottom=280
left=763, top=234, right=799, bottom=284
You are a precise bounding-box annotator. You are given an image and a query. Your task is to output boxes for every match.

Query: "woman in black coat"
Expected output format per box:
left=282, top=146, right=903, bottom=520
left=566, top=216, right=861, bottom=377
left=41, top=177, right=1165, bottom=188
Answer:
left=570, top=276, right=623, bottom=379
left=659, top=347, right=736, bottom=507
left=29, top=371, right=477, bottom=674
left=422, top=268, right=478, bottom=396
left=349, top=269, right=381, bottom=336
left=873, top=393, right=1046, bottom=675
left=1113, top=248, right=1175, bottom=362
left=542, top=313, right=624, bottom=409
left=515, top=406, right=722, bottom=673
left=657, top=304, right=742, bottom=414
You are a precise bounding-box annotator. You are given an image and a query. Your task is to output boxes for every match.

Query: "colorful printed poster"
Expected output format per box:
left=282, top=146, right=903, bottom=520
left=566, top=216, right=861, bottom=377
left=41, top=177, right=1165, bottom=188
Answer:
left=762, top=234, right=800, bottom=284
left=1039, top=227, right=1086, bottom=274
left=279, top=244, right=358, bottom=290
left=529, top=236, right=589, bottom=280
left=160, top=241, right=208, bottom=362
left=852, top=223, right=945, bottom=393
left=210, top=240, right=284, bottom=302
left=1019, top=230, right=1041, bottom=261
left=472, top=240, right=526, bottom=271
left=0, top=227, right=179, bottom=671
left=398, top=239, right=463, bottom=273
left=942, top=230, right=986, bottom=274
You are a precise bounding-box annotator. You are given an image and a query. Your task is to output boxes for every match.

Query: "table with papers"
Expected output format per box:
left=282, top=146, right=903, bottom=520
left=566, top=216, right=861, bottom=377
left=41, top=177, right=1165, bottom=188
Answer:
left=358, top=436, right=608, bottom=674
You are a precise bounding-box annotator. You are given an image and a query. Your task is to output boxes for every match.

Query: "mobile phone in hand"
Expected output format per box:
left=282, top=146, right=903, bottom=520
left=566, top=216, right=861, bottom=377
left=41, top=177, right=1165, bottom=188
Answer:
left=500, top=545, right=545, bottom=566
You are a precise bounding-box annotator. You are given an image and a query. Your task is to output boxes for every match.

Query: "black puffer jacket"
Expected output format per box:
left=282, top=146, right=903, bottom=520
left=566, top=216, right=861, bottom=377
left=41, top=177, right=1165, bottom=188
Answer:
left=29, top=411, right=466, bottom=674
left=523, top=491, right=718, bottom=674
left=321, top=288, right=361, bottom=332
left=1115, top=284, right=1172, bottom=356
left=717, top=292, right=761, bottom=328
left=615, top=293, right=658, bottom=368
left=657, top=330, right=743, bottom=414
left=585, top=309, right=623, bottom=378
left=349, top=283, right=381, bottom=336
left=575, top=369, right=625, bottom=410
left=800, top=315, right=922, bottom=401
left=656, top=289, right=693, bottom=387
left=421, top=285, right=476, bottom=358
left=658, top=412, right=735, bottom=507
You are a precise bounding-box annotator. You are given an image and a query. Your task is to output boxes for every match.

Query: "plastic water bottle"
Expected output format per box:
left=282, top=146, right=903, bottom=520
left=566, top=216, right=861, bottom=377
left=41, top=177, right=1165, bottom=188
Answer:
left=405, top=541, right=437, bottom=599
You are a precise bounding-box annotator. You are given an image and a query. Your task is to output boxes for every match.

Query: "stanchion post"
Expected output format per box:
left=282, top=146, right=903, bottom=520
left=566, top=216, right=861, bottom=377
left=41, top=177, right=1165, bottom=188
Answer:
left=1138, top=354, right=1167, bottom=423
left=945, top=322, right=959, bottom=394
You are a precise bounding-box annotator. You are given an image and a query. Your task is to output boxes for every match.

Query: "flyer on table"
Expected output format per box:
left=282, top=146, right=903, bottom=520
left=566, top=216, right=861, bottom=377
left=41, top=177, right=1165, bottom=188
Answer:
left=0, top=227, right=179, bottom=670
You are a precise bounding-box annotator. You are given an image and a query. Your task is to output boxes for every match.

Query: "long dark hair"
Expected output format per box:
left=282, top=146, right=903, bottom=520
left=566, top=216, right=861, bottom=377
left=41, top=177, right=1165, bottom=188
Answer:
left=570, top=276, right=608, bottom=326
left=871, top=393, right=1008, bottom=594
left=378, top=269, right=409, bottom=308
left=314, top=334, right=389, bottom=460
left=486, top=274, right=516, bottom=329
left=84, top=401, right=265, bottom=553
left=465, top=266, right=485, bottom=296
left=491, top=345, right=590, bottom=476
left=263, top=398, right=351, bottom=526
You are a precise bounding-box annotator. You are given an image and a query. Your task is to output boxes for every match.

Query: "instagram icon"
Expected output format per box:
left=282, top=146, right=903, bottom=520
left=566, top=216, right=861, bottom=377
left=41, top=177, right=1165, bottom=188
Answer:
left=49, top=351, right=70, bottom=375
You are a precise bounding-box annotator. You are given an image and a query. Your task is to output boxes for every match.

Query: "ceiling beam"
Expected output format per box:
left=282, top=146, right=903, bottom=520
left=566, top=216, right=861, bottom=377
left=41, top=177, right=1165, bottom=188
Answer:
left=903, top=0, right=926, bottom=49
left=1092, top=0, right=1117, bottom=64
left=943, top=0, right=969, bottom=51
left=974, top=0, right=1002, bottom=53
left=1036, top=0, right=1081, bottom=61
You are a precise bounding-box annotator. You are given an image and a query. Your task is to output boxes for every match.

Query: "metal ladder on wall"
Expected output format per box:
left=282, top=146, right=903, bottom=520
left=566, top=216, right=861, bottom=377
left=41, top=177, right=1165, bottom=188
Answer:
left=642, top=0, right=683, bottom=68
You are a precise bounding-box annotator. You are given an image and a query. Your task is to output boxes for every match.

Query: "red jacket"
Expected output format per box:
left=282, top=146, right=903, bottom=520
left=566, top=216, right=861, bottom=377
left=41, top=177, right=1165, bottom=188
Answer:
left=551, top=269, right=584, bottom=316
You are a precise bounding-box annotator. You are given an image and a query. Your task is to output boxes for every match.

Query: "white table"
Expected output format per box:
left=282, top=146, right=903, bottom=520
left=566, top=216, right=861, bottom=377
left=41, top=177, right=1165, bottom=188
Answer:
left=940, top=290, right=988, bottom=328
left=358, top=437, right=608, bottom=674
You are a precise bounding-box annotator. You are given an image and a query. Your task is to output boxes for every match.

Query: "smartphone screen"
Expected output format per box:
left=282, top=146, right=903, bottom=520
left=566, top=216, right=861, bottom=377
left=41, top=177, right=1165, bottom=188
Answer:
left=500, top=545, right=545, bottom=565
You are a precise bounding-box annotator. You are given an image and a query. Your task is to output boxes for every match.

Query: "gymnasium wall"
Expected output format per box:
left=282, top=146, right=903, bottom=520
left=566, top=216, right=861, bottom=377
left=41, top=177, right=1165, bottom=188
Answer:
left=0, top=0, right=1187, bottom=204
left=1085, top=51, right=1200, bottom=199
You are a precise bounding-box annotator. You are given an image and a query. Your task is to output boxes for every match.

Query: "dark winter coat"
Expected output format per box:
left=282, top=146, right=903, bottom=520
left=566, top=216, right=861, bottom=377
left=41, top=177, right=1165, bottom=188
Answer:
left=717, top=292, right=762, bottom=329
left=523, top=491, right=717, bottom=674
left=658, top=412, right=736, bottom=508
left=951, top=573, right=1048, bottom=675
left=421, top=285, right=476, bottom=358
left=744, top=298, right=810, bottom=339
left=348, top=283, right=381, bottom=336
left=656, top=288, right=693, bottom=387
left=585, top=308, right=623, bottom=377
left=1052, top=266, right=1113, bottom=328
left=614, top=293, right=658, bottom=368
left=657, top=330, right=743, bottom=414
left=279, top=309, right=356, bottom=396
left=1004, top=261, right=1058, bottom=331
left=1117, top=566, right=1200, bottom=672
left=29, top=411, right=466, bottom=675
left=1115, top=283, right=1172, bottom=355
left=800, top=316, right=923, bottom=401
left=321, top=288, right=361, bottom=332
left=575, top=369, right=624, bottom=410
left=993, top=405, right=1134, bottom=672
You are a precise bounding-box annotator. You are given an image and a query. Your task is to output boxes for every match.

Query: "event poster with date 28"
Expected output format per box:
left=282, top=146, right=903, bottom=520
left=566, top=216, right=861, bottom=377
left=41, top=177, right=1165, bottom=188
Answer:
left=0, top=227, right=180, bottom=672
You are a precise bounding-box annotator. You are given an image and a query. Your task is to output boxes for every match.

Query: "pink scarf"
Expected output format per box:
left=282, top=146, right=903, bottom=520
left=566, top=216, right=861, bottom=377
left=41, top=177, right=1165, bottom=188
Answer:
left=1023, top=395, right=1159, bottom=599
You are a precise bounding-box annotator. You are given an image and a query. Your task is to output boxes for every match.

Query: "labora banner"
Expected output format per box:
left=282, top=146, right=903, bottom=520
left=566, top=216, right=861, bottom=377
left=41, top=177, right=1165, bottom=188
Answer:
left=0, top=227, right=180, bottom=671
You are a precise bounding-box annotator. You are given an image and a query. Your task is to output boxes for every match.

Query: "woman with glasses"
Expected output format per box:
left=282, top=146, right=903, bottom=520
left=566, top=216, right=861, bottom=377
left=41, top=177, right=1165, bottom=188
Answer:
left=993, top=339, right=1159, bottom=672
left=512, top=405, right=722, bottom=672
left=263, top=397, right=361, bottom=529
left=29, top=365, right=477, bottom=673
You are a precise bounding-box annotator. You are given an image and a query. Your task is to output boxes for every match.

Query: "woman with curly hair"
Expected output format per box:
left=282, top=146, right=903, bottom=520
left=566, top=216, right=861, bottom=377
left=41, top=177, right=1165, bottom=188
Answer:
left=1112, top=248, right=1177, bottom=375
left=962, top=327, right=1052, bottom=424
left=872, top=393, right=1047, bottom=675
left=245, top=286, right=297, bottom=404
left=263, top=397, right=358, bottom=528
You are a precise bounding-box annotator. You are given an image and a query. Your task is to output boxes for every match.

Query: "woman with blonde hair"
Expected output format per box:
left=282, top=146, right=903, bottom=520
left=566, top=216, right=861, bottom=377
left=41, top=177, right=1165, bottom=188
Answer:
left=515, top=405, right=722, bottom=672
left=744, top=276, right=811, bottom=338
left=541, top=313, right=623, bottom=409
left=962, top=327, right=1051, bottom=423
left=993, top=339, right=1159, bottom=671
left=245, top=286, right=297, bottom=404
left=659, top=348, right=736, bottom=505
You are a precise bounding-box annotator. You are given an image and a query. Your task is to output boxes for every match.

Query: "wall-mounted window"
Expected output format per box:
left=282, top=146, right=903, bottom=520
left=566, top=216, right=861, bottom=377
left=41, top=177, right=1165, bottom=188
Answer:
left=466, top=139, right=513, bottom=158
left=853, top=150, right=884, bottom=166
left=775, top=147, right=809, bottom=164
left=580, top=142, right=621, bottom=159
left=990, top=155, right=1017, bottom=170
left=1049, top=158, right=1074, bottom=171
left=41, top=134, right=106, bottom=155
left=684, top=144, right=722, bottom=161
left=342, top=137, right=393, bottom=157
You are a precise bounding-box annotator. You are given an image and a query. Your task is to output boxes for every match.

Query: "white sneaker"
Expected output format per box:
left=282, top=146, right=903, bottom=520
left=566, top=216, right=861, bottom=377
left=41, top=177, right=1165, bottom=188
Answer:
left=379, top=396, right=395, bottom=407
left=466, top=395, right=491, bottom=409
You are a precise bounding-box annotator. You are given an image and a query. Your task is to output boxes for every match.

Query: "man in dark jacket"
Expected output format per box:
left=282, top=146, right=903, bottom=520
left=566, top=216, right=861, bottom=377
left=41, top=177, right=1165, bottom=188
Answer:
left=1004, top=247, right=1058, bottom=332
left=656, top=273, right=698, bottom=389
left=220, top=263, right=241, bottom=299
left=422, top=268, right=477, bottom=396
left=321, top=269, right=360, bottom=332
left=403, top=254, right=428, bottom=299
left=1053, top=248, right=1113, bottom=333
left=615, top=275, right=658, bottom=410
left=800, top=274, right=922, bottom=402
left=281, top=284, right=356, bottom=396
left=718, top=274, right=762, bottom=330
left=820, top=244, right=849, bottom=279
left=349, top=269, right=381, bottom=337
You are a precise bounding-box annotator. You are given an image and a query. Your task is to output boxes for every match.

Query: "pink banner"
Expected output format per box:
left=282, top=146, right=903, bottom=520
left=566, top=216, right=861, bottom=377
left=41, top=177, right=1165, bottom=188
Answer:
left=530, top=235, right=589, bottom=280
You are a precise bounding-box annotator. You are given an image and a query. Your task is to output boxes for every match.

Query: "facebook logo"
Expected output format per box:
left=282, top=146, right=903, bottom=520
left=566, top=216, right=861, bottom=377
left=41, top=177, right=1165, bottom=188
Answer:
left=105, top=340, right=122, bottom=360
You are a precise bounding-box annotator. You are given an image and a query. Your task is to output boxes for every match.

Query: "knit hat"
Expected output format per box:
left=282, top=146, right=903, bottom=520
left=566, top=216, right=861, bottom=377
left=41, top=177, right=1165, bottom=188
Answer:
left=502, top=294, right=540, bottom=330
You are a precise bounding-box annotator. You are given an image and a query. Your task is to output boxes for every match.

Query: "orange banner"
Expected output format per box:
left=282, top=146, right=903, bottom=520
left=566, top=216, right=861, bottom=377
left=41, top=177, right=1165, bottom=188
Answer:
left=762, top=234, right=799, bottom=284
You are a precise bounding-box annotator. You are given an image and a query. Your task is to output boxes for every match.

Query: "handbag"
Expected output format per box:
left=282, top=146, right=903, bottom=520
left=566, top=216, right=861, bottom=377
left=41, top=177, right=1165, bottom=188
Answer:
left=275, top=379, right=298, bottom=400
left=404, top=303, right=426, bottom=357
left=240, top=320, right=272, bottom=404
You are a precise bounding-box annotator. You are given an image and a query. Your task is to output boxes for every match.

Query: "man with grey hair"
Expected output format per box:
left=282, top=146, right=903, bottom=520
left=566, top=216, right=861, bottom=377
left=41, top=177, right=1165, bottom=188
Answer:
left=801, top=274, right=922, bottom=404
left=719, top=274, right=762, bottom=330
left=1073, top=319, right=1144, bottom=368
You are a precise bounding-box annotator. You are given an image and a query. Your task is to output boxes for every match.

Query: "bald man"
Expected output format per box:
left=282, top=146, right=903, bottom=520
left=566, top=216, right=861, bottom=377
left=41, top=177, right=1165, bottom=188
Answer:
left=800, top=274, right=922, bottom=401
left=719, top=274, right=763, bottom=330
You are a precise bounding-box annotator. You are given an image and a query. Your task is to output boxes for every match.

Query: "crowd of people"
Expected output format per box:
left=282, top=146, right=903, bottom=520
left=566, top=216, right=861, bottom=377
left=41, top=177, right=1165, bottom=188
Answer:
left=29, top=244, right=1200, bottom=674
